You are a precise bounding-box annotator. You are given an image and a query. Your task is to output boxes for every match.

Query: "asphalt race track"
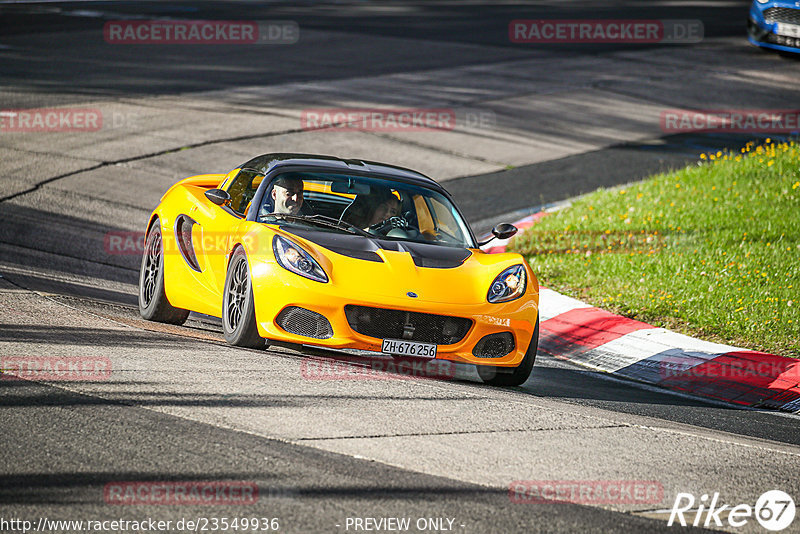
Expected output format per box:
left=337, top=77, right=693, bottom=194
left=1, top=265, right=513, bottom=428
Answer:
left=1, top=2, right=799, bottom=533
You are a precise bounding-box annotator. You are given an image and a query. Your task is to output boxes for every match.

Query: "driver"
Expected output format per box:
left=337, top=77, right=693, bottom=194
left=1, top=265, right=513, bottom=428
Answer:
left=366, top=194, right=401, bottom=227
left=342, top=187, right=400, bottom=229
left=270, top=176, right=304, bottom=215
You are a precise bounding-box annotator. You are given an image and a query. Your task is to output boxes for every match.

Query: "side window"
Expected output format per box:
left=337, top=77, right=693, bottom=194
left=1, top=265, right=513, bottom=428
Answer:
left=429, top=197, right=458, bottom=235
left=225, top=170, right=263, bottom=215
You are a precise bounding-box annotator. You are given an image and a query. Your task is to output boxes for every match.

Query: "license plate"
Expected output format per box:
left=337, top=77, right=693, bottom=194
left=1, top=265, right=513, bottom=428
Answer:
left=776, top=23, right=800, bottom=38
left=381, top=338, right=437, bottom=358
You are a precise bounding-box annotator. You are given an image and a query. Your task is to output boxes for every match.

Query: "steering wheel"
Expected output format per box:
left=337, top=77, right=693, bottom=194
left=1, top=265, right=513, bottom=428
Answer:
left=368, top=216, right=409, bottom=235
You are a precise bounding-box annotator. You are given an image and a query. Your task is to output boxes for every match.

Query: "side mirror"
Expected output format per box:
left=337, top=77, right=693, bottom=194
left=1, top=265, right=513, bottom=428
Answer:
left=493, top=223, right=518, bottom=240
left=205, top=188, right=231, bottom=206
left=477, top=223, right=518, bottom=247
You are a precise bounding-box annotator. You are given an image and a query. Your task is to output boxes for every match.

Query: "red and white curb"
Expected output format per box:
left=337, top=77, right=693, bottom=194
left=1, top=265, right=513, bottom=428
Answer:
left=481, top=214, right=800, bottom=413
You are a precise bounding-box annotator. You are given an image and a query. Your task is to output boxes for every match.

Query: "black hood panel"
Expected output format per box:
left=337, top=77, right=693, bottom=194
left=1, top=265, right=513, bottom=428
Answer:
left=284, top=228, right=472, bottom=268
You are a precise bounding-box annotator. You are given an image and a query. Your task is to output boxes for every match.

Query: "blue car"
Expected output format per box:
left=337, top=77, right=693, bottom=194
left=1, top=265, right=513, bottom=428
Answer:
left=748, top=0, right=800, bottom=53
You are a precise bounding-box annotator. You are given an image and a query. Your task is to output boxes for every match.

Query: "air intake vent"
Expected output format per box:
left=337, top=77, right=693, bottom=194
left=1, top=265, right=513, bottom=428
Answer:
left=473, top=332, right=515, bottom=358
left=276, top=306, right=333, bottom=339
left=174, top=214, right=201, bottom=272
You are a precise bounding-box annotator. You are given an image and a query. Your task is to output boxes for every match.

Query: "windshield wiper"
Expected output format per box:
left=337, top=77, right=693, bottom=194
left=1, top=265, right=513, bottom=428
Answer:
left=263, top=213, right=372, bottom=237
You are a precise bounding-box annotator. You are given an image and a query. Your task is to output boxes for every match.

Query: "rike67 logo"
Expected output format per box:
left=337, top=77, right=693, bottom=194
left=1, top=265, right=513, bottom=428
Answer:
left=668, top=490, right=795, bottom=531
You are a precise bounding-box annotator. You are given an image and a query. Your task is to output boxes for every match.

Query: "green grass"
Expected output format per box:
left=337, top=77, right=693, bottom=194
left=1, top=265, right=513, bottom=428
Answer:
left=511, top=140, right=800, bottom=358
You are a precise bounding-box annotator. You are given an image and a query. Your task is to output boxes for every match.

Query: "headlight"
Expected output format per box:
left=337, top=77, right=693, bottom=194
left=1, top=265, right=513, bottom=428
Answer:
left=756, top=0, right=768, bottom=4
left=273, top=235, right=328, bottom=283
left=487, top=264, right=526, bottom=303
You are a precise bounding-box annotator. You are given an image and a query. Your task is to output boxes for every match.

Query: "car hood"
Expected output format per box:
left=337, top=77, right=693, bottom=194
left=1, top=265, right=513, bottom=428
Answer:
left=287, top=227, right=472, bottom=267
left=281, top=227, right=526, bottom=305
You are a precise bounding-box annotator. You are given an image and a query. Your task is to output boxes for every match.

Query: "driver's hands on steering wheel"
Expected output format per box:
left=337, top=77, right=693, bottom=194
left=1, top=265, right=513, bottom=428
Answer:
left=368, top=216, right=408, bottom=234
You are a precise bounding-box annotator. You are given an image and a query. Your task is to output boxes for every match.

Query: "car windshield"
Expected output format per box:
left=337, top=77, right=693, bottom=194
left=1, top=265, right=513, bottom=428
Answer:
left=258, top=171, right=475, bottom=248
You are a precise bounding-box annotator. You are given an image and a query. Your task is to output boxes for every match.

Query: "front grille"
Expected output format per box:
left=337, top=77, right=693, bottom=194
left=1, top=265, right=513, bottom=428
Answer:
left=276, top=306, right=333, bottom=339
left=764, top=7, right=800, bottom=24
left=344, top=305, right=472, bottom=345
left=472, top=332, right=515, bottom=358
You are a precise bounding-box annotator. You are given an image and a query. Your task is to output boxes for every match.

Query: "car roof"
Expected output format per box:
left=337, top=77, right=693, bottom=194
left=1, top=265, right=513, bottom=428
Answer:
left=240, top=153, right=444, bottom=191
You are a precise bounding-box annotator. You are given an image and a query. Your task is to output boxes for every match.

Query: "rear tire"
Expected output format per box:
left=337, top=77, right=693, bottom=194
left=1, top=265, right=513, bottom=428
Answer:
left=139, top=221, right=190, bottom=325
left=477, top=317, right=538, bottom=387
left=222, top=247, right=265, bottom=349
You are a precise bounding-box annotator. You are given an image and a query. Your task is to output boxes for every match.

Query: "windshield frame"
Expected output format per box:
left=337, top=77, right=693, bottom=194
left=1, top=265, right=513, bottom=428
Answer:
left=246, top=164, right=478, bottom=248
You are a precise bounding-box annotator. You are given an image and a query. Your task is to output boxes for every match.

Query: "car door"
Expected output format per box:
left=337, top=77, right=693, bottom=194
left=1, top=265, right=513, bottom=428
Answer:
left=175, top=169, right=263, bottom=316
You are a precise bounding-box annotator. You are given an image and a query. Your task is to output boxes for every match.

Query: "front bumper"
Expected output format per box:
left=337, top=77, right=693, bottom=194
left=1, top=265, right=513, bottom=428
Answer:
left=748, top=4, right=800, bottom=53
left=250, top=262, right=539, bottom=368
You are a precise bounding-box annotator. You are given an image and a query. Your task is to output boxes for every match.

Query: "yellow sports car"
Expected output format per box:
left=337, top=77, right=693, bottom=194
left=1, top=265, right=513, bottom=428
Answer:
left=139, top=154, right=539, bottom=385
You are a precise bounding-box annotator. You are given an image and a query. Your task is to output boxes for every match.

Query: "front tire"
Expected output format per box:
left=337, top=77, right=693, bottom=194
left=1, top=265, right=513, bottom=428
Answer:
left=477, top=317, right=538, bottom=387
left=139, top=221, right=190, bottom=325
left=222, top=247, right=265, bottom=349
